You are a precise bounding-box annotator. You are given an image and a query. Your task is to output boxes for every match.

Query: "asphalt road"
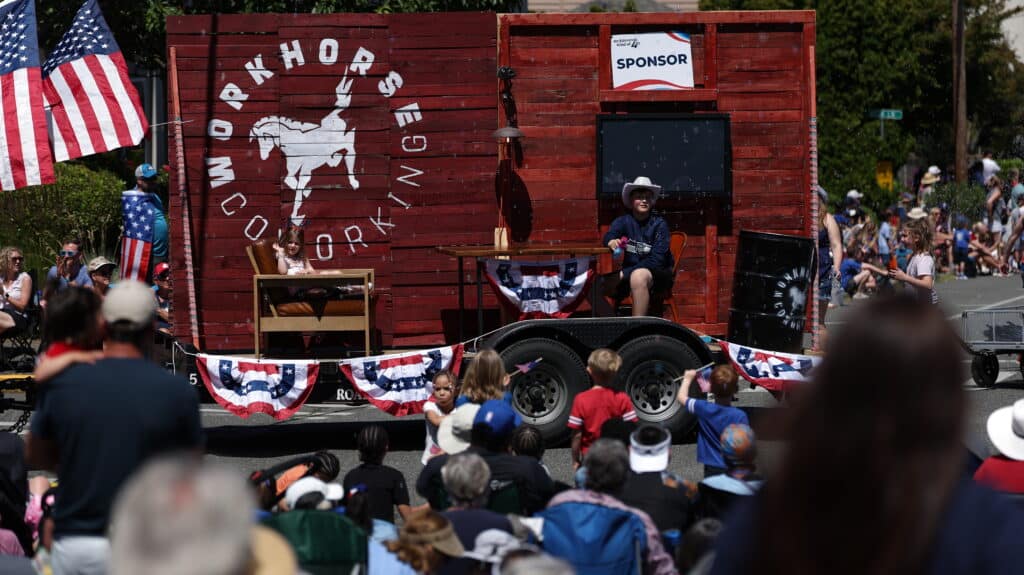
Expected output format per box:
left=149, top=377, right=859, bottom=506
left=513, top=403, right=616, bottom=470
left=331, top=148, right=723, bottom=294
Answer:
left=179, top=273, right=1024, bottom=505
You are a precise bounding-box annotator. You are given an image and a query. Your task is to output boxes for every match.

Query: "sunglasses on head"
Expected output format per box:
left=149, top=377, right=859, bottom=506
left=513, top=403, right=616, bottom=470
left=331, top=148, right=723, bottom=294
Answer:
left=60, top=250, right=77, bottom=257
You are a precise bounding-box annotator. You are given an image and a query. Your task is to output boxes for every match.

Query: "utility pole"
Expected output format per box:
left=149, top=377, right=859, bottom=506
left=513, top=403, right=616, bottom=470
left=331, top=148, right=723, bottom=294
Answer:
left=953, top=0, right=967, bottom=182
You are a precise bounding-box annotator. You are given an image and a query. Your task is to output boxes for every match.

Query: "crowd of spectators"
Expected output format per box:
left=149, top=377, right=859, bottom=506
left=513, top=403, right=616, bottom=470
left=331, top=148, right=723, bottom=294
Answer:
left=6, top=293, right=1019, bottom=575
left=822, top=159, right=1024, bottom=309
left=2, top=162, right=1024, bottom=573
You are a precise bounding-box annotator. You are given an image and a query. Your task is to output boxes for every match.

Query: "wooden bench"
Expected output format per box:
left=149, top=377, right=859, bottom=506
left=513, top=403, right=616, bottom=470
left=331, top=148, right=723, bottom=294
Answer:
left=247, top=239, right=374, bottom=357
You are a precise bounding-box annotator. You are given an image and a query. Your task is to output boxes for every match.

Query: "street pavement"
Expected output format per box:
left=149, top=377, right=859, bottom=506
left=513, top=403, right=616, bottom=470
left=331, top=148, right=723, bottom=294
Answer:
left=184, top=273, right=1024, bottom=504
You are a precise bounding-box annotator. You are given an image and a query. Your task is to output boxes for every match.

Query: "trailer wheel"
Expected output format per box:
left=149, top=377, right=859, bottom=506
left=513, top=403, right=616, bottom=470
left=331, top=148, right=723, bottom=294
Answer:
left=500, top=338, right=588, bottom=444
left=971, top=351, right=1000, bottom=388
left=618, top=335, right=702, bottom=435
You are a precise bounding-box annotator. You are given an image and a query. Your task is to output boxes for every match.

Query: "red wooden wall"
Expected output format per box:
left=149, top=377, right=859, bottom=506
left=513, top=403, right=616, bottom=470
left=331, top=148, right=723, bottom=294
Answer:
left=499, top=12, right=815, bottom=334
left=166, top=13, right=499, bottom=350
left=166, top=11, right=814, bottom=352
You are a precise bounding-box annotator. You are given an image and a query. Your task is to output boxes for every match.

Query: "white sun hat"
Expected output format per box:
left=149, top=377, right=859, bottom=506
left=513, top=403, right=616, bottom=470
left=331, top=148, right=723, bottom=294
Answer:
left=437, top=403, right=481, bottom=455
left=987, top=399, right=1024, bottom=461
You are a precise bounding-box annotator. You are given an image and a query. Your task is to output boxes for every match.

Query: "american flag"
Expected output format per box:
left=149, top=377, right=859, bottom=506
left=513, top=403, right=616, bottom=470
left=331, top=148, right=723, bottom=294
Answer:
left=120, top=189, right=156, bottom=282
left=513, top=357, right=543, bottom=375
left=41, top=0, right=147, bottom=162
left=695, top=364, right=714, bottom=393
left=0, top=0, right=53, bottom=191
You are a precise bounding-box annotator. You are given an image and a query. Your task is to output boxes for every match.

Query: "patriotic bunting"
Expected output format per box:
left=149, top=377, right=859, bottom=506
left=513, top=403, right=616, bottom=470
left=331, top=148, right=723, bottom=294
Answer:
left=719, top=340, right=821, bottom=391
left=195, top=354, right=319, bottom=420
left=339, top=345, right=463, bottom=416
left=484, top=258, right=593, bottom=320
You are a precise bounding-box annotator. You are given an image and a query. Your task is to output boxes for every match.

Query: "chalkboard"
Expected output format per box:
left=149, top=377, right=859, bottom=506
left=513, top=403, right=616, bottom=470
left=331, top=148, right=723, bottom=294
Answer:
left=597, top=114, right=731, bottom=200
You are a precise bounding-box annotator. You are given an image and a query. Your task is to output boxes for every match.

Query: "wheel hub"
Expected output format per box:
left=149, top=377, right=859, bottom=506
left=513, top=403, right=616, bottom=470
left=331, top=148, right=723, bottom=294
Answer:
left=627, top=361, right=680, bottom=417
left=512, top=370, right=561, bottom=419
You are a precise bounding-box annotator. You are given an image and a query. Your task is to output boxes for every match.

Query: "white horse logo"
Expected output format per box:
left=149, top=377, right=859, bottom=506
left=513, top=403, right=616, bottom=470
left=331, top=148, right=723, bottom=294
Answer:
left=249, top=74, right=359, bottom=225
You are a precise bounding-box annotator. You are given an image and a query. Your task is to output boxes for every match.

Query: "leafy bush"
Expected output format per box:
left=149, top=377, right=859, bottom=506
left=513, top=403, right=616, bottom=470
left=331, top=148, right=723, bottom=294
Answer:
left=997, top=158, right=1024, bottom=175
left=0, top=163, right=126, bottom=273
left=929, top=181, right=987, bottom=223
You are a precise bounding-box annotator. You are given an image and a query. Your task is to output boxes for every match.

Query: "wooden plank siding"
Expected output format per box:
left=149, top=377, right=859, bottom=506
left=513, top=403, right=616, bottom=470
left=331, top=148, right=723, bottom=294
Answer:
left=501, top=13, right=814, bottom=335
left=166, top=13, right=498, bottom=350
left=166, top=11, right=814, bottom=351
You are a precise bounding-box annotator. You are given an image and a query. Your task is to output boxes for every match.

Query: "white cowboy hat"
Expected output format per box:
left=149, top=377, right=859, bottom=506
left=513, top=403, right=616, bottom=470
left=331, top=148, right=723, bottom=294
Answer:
left=621, top=176, right=662, bottom=209
left=907, top=207, right=929, bottom=220
left=987, top=399, right=1024, bottom=461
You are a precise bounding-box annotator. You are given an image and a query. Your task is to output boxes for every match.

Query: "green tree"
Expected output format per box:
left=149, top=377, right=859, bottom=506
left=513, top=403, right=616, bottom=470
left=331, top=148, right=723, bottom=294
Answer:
left=0, top=163, right=126, bottom=273
left=699, top=0, right=1024, bottom=209
left=38, top=0, right=524, bottom=70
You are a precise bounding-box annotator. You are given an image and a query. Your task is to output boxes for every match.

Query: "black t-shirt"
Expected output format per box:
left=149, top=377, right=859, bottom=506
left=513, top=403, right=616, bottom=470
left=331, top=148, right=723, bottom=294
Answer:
left=618, top=470, right=692, bottom=532
left=30, top=358, right=204, bottom=537
left=417, top=446, right=555, bottom=515
left=343, top=463, right=410, bottom=524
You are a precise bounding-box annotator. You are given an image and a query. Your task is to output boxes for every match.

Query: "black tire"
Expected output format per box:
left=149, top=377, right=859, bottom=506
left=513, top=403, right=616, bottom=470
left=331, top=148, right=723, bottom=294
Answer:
left=618, top=335, right=703, bottom=435
left=972, top=351, right=999, bottom=388
left=500, top=337, right=589, bottom=444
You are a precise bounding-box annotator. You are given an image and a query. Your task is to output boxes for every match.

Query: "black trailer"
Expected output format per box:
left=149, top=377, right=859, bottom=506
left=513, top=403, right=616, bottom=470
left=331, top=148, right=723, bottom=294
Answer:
left=475, top=317, right=713, bottom=442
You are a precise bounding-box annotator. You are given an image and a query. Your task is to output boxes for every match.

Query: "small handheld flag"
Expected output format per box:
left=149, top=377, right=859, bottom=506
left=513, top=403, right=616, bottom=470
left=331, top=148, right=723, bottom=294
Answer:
left=695, top=363, right=714, bottom=393
left=512, top=357, right=543, bottom=376
left=672, top=362, right=715, bottom=392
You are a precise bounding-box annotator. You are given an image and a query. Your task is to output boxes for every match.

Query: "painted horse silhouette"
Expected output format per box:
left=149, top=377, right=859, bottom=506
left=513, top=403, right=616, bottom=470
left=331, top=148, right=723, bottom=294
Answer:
left=249, top=74, right=359, bottom=225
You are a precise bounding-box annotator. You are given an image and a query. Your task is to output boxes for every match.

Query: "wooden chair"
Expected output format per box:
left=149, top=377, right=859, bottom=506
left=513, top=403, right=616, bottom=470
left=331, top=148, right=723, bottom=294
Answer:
left=246, top=240, right=375, bottom=357
left=605, top=231, right=687, bottom=322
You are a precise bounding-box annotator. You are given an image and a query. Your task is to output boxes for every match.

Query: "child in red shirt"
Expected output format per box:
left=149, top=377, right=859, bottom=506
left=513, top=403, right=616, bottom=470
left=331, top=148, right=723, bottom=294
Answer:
left=568, top=348, right=638, bottom=469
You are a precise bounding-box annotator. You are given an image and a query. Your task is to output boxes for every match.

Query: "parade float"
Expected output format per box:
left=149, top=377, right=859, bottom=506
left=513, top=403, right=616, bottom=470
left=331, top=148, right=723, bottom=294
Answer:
left=163, top=11, right=819, bottom=438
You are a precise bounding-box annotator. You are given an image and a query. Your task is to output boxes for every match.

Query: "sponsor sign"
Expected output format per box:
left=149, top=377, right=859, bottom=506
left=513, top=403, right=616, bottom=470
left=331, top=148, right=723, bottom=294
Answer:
left=611, top=31, right=694, bottom=90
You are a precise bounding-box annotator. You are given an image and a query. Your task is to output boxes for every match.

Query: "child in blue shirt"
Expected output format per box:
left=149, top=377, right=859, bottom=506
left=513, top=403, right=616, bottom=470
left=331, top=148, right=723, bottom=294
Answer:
left=678, top=364, right=748, bottom=477
left=953, top=217, right=971, bottom=279
left=839, top=246, right=887, bottom=299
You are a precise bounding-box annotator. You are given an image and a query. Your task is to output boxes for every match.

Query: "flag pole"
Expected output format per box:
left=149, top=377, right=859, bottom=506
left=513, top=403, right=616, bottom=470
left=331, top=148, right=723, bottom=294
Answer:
left=808, top=45, right=821, bottom=352
left=168, top=47, right=201, bottom=350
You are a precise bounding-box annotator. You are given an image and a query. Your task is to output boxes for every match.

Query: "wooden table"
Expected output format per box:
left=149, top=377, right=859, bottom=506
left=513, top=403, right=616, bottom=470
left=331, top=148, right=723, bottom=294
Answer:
left=437, top=244, right=610, bottom=340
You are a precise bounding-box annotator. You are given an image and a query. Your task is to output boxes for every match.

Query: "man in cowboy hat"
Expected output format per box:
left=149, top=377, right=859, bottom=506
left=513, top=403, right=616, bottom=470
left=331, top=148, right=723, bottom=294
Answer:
left=602, top=176, right=674, bottom=317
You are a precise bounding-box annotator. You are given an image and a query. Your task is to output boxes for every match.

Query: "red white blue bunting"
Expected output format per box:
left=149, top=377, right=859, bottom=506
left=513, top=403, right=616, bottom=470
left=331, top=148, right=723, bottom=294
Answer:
left=484, top=258, right=593, bottom=320
left=718, top=340, right=821, bottom=391
left=339, top=345, right=464, bottom=417
left=195, top=354, right=319, bottom=420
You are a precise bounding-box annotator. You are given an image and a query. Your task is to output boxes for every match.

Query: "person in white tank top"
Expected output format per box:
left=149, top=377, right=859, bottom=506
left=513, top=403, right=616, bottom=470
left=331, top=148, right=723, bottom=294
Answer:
left=0, top=246, right=32, bottom=334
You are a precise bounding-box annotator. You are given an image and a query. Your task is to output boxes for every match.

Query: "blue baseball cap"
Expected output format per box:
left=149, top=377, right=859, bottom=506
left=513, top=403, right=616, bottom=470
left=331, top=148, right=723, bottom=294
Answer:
left=473, top=400, right=520, bottom=439
left=135, top=163, right=158, bottom=179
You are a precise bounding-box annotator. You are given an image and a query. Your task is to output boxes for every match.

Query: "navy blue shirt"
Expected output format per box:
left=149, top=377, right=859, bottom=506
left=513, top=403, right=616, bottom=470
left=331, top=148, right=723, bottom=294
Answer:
left=710, top=479, right=1024, bottom=575
left=603, top=213, right=673, bottom=277
left=30, top=358, right=203, bottom=537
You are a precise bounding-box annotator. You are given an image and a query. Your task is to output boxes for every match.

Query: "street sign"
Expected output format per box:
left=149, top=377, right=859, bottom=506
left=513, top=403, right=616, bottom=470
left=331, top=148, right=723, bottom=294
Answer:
left=868, top=108, right=903, bottom=120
